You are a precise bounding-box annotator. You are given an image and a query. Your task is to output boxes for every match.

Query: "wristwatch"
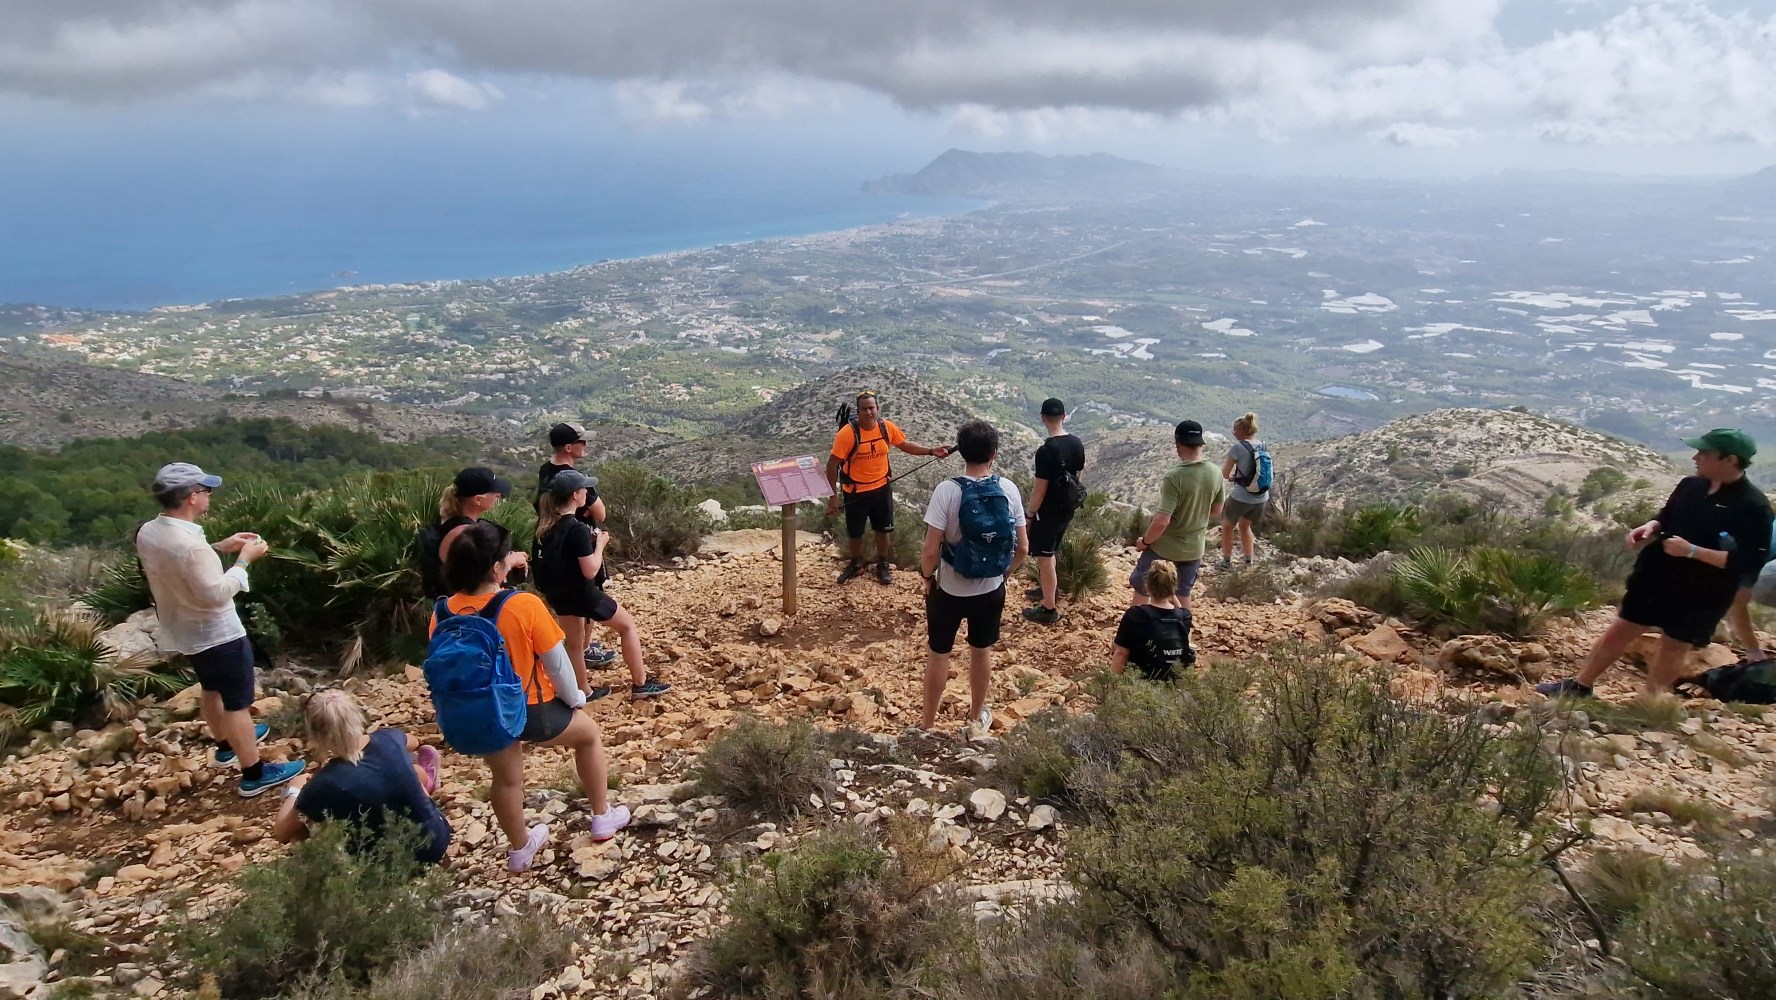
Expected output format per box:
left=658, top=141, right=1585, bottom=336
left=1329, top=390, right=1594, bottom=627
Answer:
left=283, top=785, right=301, bottom=800
left=1687, top=544, right=1698, bottom=559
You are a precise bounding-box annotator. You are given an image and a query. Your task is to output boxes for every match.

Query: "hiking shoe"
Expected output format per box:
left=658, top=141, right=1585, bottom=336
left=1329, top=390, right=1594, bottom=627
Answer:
left=874, top=560, right=893, bottom=585
left=507, top=824, right=551, bottom=873
left=965, top=706, right=993, bottom=742
left=1534, top=678, right=1595, bottom=699
left=585, top=642, right=618, bottom=667
left=584, top=684, right=613, bottom=702
left=214, top=723, right=270, bottom=766
left=631, top=676, right=672, bottom=700
left=238, top=759, right=306, bottom=798
left=415, top=745, right=441, bottom=793
left=836, top=559, right=865, bottom=584
left=1022, top=605, right=1060, bottom=625
left=590, top=804, right=632, bottom=842
left=1215, top=557, right=1232, bottom=570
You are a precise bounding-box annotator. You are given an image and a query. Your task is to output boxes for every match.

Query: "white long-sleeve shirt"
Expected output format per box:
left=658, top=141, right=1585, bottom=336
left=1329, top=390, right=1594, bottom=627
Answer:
left=135, top=515, right=251, bottom=655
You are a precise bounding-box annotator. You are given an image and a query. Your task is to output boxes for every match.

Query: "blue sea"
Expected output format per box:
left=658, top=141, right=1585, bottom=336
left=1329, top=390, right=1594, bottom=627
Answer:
left=0, top=120, right=979, bottom=312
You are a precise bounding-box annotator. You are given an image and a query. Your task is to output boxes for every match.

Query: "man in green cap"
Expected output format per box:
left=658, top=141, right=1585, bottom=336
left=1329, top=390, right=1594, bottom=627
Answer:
left=1539, top=428, right=1771, bottom=698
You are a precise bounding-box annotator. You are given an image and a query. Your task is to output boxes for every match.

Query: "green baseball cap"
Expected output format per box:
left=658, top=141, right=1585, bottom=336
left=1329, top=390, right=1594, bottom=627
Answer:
left=1682, top=428, right=1757, bottom=464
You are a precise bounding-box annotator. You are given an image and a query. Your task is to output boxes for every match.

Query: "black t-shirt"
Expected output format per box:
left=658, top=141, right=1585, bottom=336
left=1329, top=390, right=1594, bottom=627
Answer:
left=1631, top=475, right=1773, bottom=609
left=536, top=462, right=602, bottom=522
left=1033, top=434, right=1086, bottom=516
left=295, top=729, right=451, bottom=863
left=533, top=518, right=604, bottom=601
left=420, top=516, right=512, bottom=598
left=1113, top=605, right=1194, bottom=681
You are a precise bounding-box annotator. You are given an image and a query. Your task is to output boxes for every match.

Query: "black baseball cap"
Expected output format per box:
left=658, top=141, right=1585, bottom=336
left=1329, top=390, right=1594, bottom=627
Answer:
left=454, top=467, right=512, bottom=498
left=1040, top=397, right=1066, bottom=417
left=1174, top=420, right=1205, bottom=446
left=548, top=422, right=589, bottom=448
left=545, top=469, right=599, bottom=498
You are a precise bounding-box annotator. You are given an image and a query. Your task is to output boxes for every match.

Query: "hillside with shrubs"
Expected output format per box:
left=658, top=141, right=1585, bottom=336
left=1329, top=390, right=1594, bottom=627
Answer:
left=2, top=396, right=1775, bottom=1000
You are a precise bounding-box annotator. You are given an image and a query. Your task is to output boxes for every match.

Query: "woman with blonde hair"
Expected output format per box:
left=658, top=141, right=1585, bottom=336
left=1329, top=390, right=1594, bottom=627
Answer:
left=1219, top=411, right=1270, bottom=569
left=533, top=470, right=669, bottom=701
left=1110, top=559, right=1195, bottom=680
left=271, top=688, right=451, bottom=863
left=417, top=467, right=527, bottom=598
left=431, top=521, right=632, bottom=873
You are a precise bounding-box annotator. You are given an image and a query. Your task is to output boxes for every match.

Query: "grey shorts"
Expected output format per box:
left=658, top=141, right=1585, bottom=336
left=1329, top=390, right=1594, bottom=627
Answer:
left=1223, top=497, right=1267, bottom=526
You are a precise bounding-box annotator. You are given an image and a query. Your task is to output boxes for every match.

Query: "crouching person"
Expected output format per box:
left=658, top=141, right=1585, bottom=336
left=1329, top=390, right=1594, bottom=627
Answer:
left=431, top=521, right=630, bottom=873
left=1110, top=560, right=1195, bottom=681
left=272, top=688, right=451, bottom=864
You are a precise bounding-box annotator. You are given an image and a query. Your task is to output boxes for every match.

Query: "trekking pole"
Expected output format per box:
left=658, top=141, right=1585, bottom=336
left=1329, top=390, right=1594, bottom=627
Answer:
left=835, top=451, right=956, bottom=509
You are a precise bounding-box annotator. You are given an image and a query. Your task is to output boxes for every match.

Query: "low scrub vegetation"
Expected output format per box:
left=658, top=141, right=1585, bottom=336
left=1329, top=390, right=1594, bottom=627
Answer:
left=1392, top=546, right=1601, bottom=638
left=1610, top=851, right=1776, bottom=998
left=692, top=715, right=834, bottom=820
left=282, top=913, right=574, bottom=1000
left=596, top=460, right=712, bottom=560
left=179, top=822, right=452, bottom=999
left=0, top=612, right=188, bottom=746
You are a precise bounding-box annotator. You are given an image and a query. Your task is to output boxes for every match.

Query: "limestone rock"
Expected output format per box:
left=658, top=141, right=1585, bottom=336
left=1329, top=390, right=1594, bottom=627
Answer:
left=968, top=788, right=1007, bottom=822
left=758, top=617, right=783, bottom=638
left=1350, top=624, right=1411, bottom=663
left=98, top=609, right=166, bottom=665
left=696, top=500, right=728, bottom=526
left=1025, top=805, right=1058, bottom=831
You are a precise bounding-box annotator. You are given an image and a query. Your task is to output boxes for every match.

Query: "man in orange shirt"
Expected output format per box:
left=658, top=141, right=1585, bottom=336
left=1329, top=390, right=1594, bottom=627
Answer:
left=825, top=390, right=951, bottom=585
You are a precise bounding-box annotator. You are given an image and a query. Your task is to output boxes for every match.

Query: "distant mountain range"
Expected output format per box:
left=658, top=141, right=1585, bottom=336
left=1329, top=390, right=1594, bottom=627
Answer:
left=864, top=149, right=1175, bottom=199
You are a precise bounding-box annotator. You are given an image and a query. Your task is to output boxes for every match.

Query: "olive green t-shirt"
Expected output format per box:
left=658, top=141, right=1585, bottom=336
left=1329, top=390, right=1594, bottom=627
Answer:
left=1152, top=460, right=1226, bottom=562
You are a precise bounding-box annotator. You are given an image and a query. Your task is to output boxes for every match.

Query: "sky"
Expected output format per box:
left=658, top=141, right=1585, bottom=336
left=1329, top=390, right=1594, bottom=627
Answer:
left=1, top=0, right=1774, bottom=178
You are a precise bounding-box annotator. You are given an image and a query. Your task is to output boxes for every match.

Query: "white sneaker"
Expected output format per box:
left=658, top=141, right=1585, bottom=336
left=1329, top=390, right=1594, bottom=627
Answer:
left=506, top=824, right=551, bottom=873
left=590, top=804, right=632, bottom=843
left=965, top=706, right=993, bottom=742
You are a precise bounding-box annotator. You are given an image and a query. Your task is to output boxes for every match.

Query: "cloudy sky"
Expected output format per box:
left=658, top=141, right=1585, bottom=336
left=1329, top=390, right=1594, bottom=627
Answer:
left=2, top=0, right=1774, bottom=176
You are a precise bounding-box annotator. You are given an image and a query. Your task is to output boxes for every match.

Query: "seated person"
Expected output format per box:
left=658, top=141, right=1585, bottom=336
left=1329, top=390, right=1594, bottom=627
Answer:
left=272, top=688, right=451, bottom=864
left=1110, top=560, right=1195, bottom=681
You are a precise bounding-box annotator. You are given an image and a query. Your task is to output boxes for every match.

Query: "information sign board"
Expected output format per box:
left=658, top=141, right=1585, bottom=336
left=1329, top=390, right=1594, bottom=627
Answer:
left=751, top=455, right=832, bottom=507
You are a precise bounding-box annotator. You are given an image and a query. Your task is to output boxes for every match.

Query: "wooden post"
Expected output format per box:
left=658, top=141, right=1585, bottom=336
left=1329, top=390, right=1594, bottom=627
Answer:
left=781, top=501, right=798, bottom=616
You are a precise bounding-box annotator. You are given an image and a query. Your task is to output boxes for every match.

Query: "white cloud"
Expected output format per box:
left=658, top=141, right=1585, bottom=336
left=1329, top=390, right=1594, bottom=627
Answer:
left=405, top=69, right=501, bottom=112
left=1368, top=121, right=1481, bottom=146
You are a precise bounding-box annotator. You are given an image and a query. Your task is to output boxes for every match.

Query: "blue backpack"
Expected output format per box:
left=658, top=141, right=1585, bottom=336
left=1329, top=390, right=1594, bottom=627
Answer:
left=1237, top=440, right=1274, bottom=493
left=941, top=476, right=1016, bottom=579
left=423, top=590, right=527, bottom=756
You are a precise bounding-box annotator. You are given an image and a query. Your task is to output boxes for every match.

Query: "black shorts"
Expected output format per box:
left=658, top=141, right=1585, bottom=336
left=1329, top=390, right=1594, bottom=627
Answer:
left=844, top=487, right=894, bottom=538
left=540, top=585, right=619, bottom=623
left=926, top=584, right=1007, bottom=655
left=187, top=636, right=256, bottom=712
left=1619, top=569, right=1733, bottom=648
left=519, top=699, right=576, bottom=743
left=1028, top=510, right=1073, bottom=558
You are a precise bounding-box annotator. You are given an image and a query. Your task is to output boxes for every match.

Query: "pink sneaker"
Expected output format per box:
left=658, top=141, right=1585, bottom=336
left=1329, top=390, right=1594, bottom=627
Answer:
left=415, top=745, right=440, bottom=793
left=506, top=824, right=550, bottom=873
left=590, top=804, right=632, bottom=842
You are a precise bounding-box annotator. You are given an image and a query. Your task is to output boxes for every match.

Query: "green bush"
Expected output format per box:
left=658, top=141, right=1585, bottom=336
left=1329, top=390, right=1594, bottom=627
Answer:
left=595, top=460, right=712, bottom=560
left=1204, top=562, right=1286, bottom=602
left=1005, top=651, right=1566, bottom=999
left=938, top=903, right=1176, bottom=1000
left=1612, top=851, right=1776, bottom=999
left=692, top=716, right=833, bottom=821
left=1337, top=503, right=1422, bottom=558
left=282, top=913, right=574, bottom=1000
left=1052, top=530, right=1108, bottom=599
left=180, top=821, right=451, bottom=1000
left=0, top=613, right=189, bottom=745
left=1577, top=466, right=1630, bottom=504
left=674, top=822, right=967, bottom=999
left=1392, top=546, right=1601, bottom=638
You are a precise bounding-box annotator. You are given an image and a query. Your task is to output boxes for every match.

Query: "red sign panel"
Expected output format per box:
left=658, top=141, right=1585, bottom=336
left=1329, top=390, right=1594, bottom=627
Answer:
left=751, top=455, right=833, bottom=506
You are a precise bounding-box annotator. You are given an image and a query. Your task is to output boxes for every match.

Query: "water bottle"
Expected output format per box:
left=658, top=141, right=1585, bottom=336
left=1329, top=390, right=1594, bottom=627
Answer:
left=1720, top=531, right=1737, bottom=553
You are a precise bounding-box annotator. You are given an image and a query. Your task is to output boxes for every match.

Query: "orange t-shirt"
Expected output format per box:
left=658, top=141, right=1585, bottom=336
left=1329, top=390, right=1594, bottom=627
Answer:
left=830, top=419, right=906, bottom=492
left=429, top=590, right=566, bottom=705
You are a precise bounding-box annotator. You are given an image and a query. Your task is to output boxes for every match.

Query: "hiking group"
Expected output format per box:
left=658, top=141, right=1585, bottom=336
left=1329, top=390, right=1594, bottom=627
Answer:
left=134, top=401, right=1773, bottom=876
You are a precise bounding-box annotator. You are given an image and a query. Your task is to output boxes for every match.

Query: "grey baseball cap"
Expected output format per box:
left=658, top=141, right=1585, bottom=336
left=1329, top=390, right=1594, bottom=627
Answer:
left=152, top=462, right=223, bottom=493
left=545, top=469, right=599, bottom=498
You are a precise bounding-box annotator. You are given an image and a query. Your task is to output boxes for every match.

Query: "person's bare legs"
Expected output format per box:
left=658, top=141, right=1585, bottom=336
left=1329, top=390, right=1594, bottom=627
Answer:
left=1220, top=520, right=1235, bottom=562
left=967, top=645, right=992, bottom=720
left=1572, top=616, right=1648, bottom=687
left=600, top=607, right=647, bottom=687
left=544, top=711, right=610, bottom=816
left=875, top=531, right=892, bottom=562
left=1727, top=587, right=1768, bottom=661
left=483, top=743, right=529, bottom=848
left=1238, top=517, right=1257, bottom=561
left=556, top=614, right=589, bottom=692
left=922, top=651, right=951, bottom=729
left=1647, top=635, right=1693, bottom=695
left=1037, top=554, right=1059, bottom=610
left=202, top=692, right=260, bottom=769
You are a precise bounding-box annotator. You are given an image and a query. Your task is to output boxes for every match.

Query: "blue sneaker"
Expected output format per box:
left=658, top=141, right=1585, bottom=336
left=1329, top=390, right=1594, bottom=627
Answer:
left=630, top=676, right=672, bottom=700
left=585, top=642, right=618, bottom=667
left=214, top=724, right=271, bottom=766
left=238, top=759, right=306, bottom=798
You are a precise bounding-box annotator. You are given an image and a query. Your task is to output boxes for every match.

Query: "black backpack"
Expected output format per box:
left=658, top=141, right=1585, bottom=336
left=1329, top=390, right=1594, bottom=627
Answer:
left=1678, top=660, right=1776, bottom=704
left=1060, top=468, right=1088, bottom=511
left=834, top=403, right=892, bottom=489
left=1134, top=607, right=1195, bottom=682
left=414, top=522, right=448, bottom=599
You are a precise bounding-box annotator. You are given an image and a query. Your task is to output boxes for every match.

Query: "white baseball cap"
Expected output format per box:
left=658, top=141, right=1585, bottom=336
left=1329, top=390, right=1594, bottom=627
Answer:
left=152, top=462, right=223, bottom=493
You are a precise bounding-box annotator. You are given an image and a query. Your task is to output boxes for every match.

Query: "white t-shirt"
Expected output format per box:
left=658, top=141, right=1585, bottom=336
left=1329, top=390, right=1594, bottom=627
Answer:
left=923, top=474, right=1027, bottom=597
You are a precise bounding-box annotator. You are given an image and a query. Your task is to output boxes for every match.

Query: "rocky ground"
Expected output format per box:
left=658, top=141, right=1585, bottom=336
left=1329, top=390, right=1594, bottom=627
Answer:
left=3, top=536, right=1773, bottom=999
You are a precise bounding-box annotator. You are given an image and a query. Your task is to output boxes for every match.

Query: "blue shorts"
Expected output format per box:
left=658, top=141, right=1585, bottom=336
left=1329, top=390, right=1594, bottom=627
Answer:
left=1129, top=551, right=1201, bottom=599
left=187, top=636, right=256, bottom=712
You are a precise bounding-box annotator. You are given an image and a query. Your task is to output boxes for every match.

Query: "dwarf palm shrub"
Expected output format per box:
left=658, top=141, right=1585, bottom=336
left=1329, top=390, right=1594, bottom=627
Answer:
left=0, top=613, right=188, bottom=745
left=1393, top=546, right=1600, bottom=637
left=1053, top=530, right=1108, bottom=599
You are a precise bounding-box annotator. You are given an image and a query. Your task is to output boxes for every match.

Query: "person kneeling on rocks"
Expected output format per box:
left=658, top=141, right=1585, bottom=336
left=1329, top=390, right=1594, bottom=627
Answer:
left=533, top=470, right=670, bottom=701
left=1537, top=429, right=1771, bottom=699
left=1110, top=560, right=1195, bottom=681
left=272, top=688, right=451, bottom=864
left=433, top=522, right=632, bottom=872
